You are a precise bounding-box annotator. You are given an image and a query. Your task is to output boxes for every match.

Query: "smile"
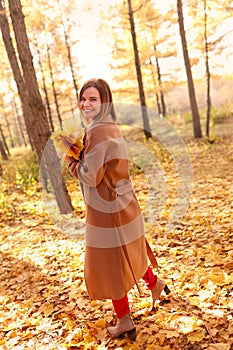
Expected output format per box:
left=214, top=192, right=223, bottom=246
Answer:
left=83, top=109, right=94, bottom=113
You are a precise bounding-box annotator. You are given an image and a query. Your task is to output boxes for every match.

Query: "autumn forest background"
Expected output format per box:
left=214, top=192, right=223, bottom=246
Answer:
left=0, top=0, right=233, bottom=349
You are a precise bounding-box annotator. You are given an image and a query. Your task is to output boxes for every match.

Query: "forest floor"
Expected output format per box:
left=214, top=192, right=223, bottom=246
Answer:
left=0, top=125, right=233, bottom=349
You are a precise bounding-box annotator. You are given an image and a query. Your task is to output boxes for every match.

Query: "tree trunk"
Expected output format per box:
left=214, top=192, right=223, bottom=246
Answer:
left=0, top=123, right=10, bottom=157
left=148, top=58, right=162, bottom=115
left=204, top=0, right=211, bottom=138
left=3, top=112, right=14, bottom=148
left=47, top=45, right=62, bottom=129
left=154, top=45, right=166, bottom=117
left=0, top=0, right=73, bottom=214
left=69, top=96, right=75, bottom=118
left=0, top=96, right=14, bottom=148
left=58, top=0, right=79, bottom=108
left=9, top=0, right=73, bottom=213
left=0, top=140, right=8, bottom=160
left=36, top=43, right=54, bottom=132
left=127, top=0, right=151, bottom=139
left=0, top=0, right=37, bottom=152
left=177, top=0, right=202, bottom=138
left=12, top=97, right=27, bottom=147
left=14, top=111, right=22, bottom=146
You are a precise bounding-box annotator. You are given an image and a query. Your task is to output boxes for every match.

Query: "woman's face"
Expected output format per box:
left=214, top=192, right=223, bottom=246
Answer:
left=79, top=87, right=102, bottom=124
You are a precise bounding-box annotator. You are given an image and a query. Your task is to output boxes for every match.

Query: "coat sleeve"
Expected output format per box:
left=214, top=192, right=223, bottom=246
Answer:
left=65, top=156, right=80, bottom=180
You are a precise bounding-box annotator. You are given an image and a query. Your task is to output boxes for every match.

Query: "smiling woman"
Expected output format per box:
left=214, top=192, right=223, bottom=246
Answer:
left=79, top=87, right=102, bottom=124
left=64, top=78, right=170, bottom=340
left=79, top=78, right=117, bottom=126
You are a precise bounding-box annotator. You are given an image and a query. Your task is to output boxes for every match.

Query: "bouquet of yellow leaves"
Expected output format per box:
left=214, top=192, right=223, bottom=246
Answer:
left=51, top=118, right=84, bottom=160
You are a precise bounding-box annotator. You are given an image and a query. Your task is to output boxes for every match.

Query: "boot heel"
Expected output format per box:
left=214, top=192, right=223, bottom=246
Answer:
left=164, top=284, right=171, bottom=295
left=126, top=328, right=136, bottom=341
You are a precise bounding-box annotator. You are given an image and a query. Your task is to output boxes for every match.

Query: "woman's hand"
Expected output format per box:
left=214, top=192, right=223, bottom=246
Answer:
left=51, top=128, right=84, bottom=160
left=64, top=154, right=76, bottom=163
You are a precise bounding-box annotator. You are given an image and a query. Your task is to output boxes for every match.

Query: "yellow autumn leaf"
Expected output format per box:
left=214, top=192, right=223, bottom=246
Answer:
left=162, top=209, right=170, bottom=219
left=207, top=344, right=231, bottom=350
left=177, top=316, right=201, bottom=334
left=40, top=303, right=55, bottom=317
left=65, top=319, right=77, bottom=331
left=189, top=296, right=200, bottom=306
left=51, top=124, right=84, bottom=160
left=22, top=331, right=34, bottom=340
left=187, top=329, right=206, bottom=343
left=96, top=318, right=107, bottom=328
left=7, top=330, right=17, bottom=339
left=83, top=332, right=95, bottom=343
left=147, top=335, right=157, bottom=344
left=210, top=267, right=226, bottom=284
left=158, top=329, right=180, bottom=339
left=66, top=327, right=83, bottom=343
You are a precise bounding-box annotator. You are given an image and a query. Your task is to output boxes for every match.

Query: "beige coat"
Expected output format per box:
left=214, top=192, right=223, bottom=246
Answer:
left=67, top=120, right=155, bottom=300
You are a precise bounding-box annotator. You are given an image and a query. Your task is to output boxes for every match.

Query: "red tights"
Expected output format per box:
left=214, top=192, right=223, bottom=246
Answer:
left=112, top=266, right=157, bottom=319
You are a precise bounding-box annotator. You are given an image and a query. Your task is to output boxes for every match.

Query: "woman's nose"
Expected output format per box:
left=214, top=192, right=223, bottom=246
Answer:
left=83, top=100, right=90, bottom=106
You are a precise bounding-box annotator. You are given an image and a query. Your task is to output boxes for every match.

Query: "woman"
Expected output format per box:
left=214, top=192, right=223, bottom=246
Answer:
left=65, top=78, right=169, bottom=340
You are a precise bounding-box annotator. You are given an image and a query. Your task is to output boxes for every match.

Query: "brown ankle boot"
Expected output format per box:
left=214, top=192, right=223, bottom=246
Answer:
left=107, top=314, right=136, bottom=340
left=151, top=278, right=170, bottom=309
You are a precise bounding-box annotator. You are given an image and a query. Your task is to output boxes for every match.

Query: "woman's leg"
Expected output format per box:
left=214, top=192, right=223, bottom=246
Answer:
left=112, top=294, right=130, bottom=319
left=108, top=294, right=135, bottom=339
left=142, top=266, right=170, bottom=309
left=142, top=266, right=157, bottom=290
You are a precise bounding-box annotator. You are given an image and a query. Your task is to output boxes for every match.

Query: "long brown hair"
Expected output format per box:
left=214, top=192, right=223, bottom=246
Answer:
left=79, top=78, right=117, bottom=124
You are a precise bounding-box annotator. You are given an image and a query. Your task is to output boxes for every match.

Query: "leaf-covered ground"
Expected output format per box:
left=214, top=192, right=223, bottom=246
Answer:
left=0, top=133, right=233, bottom=349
